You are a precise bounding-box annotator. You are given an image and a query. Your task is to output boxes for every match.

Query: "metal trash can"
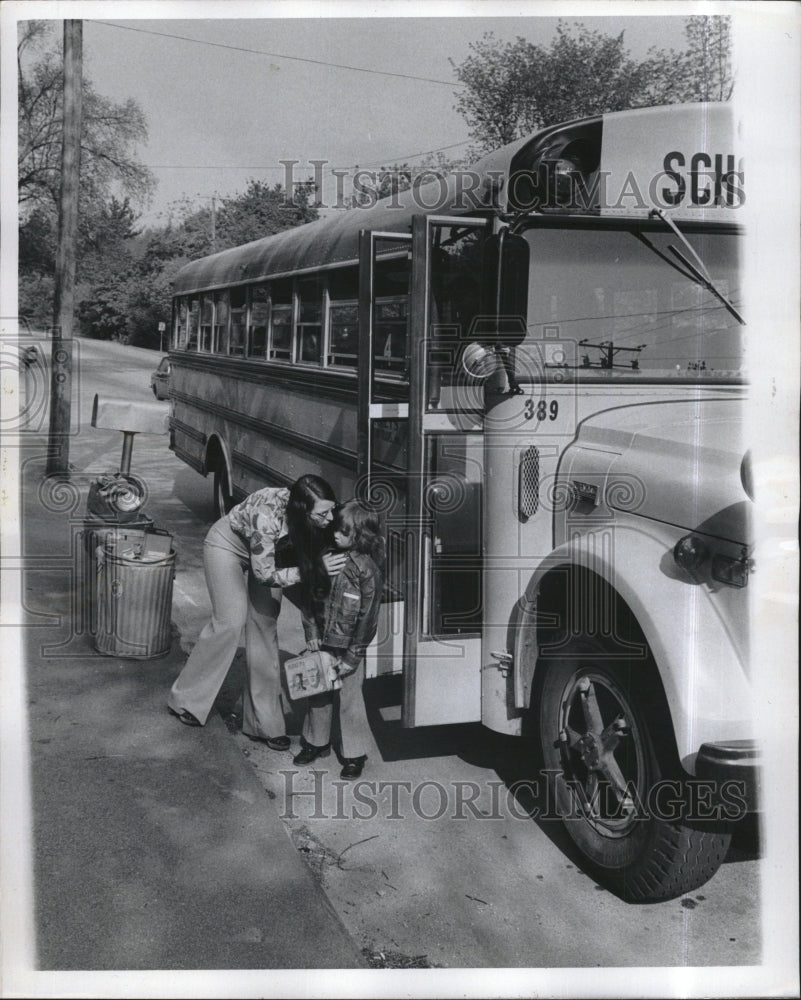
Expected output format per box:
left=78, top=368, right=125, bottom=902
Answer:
left=83, top=513, right=153, bottom=638
left=94, top=529, right=176, bottom=659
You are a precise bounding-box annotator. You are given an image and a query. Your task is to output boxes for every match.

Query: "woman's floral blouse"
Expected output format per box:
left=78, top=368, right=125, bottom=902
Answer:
left=226, top=487, right=301, bottom=587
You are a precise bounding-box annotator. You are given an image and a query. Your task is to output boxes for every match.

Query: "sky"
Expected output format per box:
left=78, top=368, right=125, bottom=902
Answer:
left=20, top=5, right=693, bottom=226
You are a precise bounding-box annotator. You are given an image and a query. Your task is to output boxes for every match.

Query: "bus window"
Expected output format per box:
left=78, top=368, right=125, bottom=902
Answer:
left=373, top=258, right=409, bottom=377
left=173, top=297, right=188, bottom=350
left=199, top=295, right=213, bottom=353
left=327, top=267, right=359, bottom=368
left=296, top=277, right=323, bottom=365
left=427, top=225, right=484, bottom=408
left=270, top=279, right=292, bottom=361
left=328, top=302, right=358, bottom=367
left=249, top=284, right=269, bottom=358
left=374, top=299, right=408, bottom=375
left=186, top=298, right=199, bottom=351
left=517, top=227, right=743, bottom=378
left=229, top=286, right=247, bottom=356
left=213, top=291, right=230, bottom=354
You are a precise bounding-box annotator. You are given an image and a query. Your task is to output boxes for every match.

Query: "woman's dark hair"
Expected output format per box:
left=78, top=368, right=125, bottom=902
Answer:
left=286, top=475, right=337, bottom=607
left=334, top=500, right=386, bottom=573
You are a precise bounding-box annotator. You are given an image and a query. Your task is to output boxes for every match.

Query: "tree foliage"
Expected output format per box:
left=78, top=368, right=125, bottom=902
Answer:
left=18, top=21, right=155, bottom=213
left=215, top=179, right=319, bottom=247
left=451, top=16, right=734, bottom=154
left=75, top=181, right=318, bottom=347
left=348, top=153, right=468, bottom=209
left=18, top=21, right=155, bottom=331
left=108, top=181, right=318, bottom=347
left=17, top=21, right=318, bottom=346
left=675, top=15, right=734, bottom=102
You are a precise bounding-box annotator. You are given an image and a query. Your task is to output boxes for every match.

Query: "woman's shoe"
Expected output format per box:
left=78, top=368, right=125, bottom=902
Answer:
left=340, top=755, right=367, bottom=779
left=168, top=707, right=201, bottom=727
left=247, top=734, right=291, bottom=752
left=293, top=737, right=331, bottom=766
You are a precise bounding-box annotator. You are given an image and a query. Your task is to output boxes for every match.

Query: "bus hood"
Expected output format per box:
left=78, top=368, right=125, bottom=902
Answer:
left=567, top=398, right=751, bottom=543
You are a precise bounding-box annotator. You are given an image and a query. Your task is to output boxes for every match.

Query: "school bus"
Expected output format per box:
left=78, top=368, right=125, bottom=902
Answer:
left=168, top=103, right=757, bottom=901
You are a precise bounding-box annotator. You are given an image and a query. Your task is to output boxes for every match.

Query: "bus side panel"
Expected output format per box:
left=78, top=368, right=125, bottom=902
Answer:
left=364, top=599, right=404, bottom=678
left=171, top=359, right=362, bottom=497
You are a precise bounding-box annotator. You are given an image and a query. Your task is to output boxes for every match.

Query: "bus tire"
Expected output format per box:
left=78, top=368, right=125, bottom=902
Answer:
left=213, top=465, right=232, bottom=518
left=536, top=637, right=731, bottom=902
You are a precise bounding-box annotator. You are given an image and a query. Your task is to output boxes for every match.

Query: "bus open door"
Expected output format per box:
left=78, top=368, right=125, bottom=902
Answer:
left=357, top=213, right=492, bottom=726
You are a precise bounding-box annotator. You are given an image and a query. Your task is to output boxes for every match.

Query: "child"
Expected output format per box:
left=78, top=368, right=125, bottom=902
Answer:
left=293, top=500, right=385, bottom=779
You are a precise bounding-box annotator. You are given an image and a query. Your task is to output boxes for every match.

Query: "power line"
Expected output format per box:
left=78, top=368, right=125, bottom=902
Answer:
left=142, top=138, right=479, bottom=173
left=345, top=138, right=476, bottom=171
left=92, top=20, right=462, bottom=87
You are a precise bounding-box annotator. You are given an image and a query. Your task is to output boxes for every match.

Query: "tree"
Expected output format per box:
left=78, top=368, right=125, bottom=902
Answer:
left=18, top=21, right=155, bottom=330
left=77, top=180, right=321, bottom=349
left=76, top=284, right=132, bottom=341
left=345, top=154, right=469, bottom=210
left=215, top=179, right=319, bottom=248
left=78, top=196, right=139, bottom=282
left=18, top=21, right=154, bottom=214
left=673, top=15, right=734, bottom=102
left=451, top=17, right=734, bottom=155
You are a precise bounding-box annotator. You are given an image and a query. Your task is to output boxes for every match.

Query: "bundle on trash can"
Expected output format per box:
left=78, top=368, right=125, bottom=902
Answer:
left=94, top=528, right=176, bottom=659
left=87, top=473, right=148, bottom=521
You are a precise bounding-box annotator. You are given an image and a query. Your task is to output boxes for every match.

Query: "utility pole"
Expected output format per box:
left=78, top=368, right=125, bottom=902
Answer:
left=211, top=195, right=217, bottom=251
left=46, top=20, right=82, bottom=477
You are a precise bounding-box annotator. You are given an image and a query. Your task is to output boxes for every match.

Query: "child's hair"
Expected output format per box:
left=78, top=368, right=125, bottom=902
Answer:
left=333, top=500, right=385, bottom=572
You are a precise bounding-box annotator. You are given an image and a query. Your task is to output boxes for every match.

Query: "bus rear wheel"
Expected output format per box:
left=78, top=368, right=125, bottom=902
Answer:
left=213, top=465, right=232, bottom=518
left=536, top=638, right=731, bottom=902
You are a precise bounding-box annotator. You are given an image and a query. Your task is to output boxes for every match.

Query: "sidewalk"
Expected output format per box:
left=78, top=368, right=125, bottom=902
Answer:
left=20, top=446, right=365, bottom=971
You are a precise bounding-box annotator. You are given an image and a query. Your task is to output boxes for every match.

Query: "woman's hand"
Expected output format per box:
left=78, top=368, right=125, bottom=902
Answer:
left=306, top=639, right=320, bottom=652
left=322, top=551, right=347, bottom=576
left=335, top=659, right=357, bottom=678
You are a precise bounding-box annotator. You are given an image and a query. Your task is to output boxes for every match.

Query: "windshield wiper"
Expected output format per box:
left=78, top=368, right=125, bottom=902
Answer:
left=649, top=207, right=745, bottom=326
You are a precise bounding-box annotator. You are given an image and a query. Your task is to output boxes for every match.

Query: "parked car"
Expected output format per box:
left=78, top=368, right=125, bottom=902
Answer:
left=150, top=357, right=171, bottom=399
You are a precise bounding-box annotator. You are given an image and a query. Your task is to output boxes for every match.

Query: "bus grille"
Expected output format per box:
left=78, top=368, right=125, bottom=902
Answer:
left=518, top=446, right=539, bottom=520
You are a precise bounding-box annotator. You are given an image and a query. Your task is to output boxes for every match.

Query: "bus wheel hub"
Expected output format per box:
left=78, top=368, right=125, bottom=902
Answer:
left=577, top=733, right=600, bottom=769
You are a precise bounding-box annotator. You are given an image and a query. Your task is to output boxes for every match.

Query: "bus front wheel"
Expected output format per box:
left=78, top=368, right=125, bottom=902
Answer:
left=213, top=465, right=232, bottom=518
left=536, top=638, right=731, bottom=902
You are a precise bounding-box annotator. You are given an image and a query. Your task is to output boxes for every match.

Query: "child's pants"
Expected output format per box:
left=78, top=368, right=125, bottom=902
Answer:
left=301, top=659, right=370, bottom=758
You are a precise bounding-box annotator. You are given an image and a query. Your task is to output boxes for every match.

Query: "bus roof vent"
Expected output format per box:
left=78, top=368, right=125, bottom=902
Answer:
left=518, top=446, right=540, bottom=521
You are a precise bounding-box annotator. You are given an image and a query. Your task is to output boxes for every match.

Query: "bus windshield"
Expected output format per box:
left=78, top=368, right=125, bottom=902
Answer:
left=515, top=226, right=743, bottom=378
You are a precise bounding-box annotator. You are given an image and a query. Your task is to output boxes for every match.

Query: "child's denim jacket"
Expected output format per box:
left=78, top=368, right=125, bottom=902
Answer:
left=302, top=551, right=382, bottom=670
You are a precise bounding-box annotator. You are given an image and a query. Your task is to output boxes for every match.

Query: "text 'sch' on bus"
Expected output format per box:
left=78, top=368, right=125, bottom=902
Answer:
left=168, top=103, right=757, bottom=902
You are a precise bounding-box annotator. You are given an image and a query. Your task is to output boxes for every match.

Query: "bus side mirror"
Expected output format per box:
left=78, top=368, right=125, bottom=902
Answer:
left=479, top=232, right=530, bottom=346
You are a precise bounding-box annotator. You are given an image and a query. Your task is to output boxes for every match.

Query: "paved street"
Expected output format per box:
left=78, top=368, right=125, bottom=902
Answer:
left=18, top=337, right=763, bottom=973
left=13, top=339, right=366, bottom=980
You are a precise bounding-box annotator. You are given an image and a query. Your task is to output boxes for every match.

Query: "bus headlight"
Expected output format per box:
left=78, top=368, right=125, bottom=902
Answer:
left=673, top=533, right=709, bottom=572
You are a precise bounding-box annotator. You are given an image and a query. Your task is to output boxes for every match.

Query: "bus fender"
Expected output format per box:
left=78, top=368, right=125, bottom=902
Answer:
left=514, top=527, right=754, bottom=770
